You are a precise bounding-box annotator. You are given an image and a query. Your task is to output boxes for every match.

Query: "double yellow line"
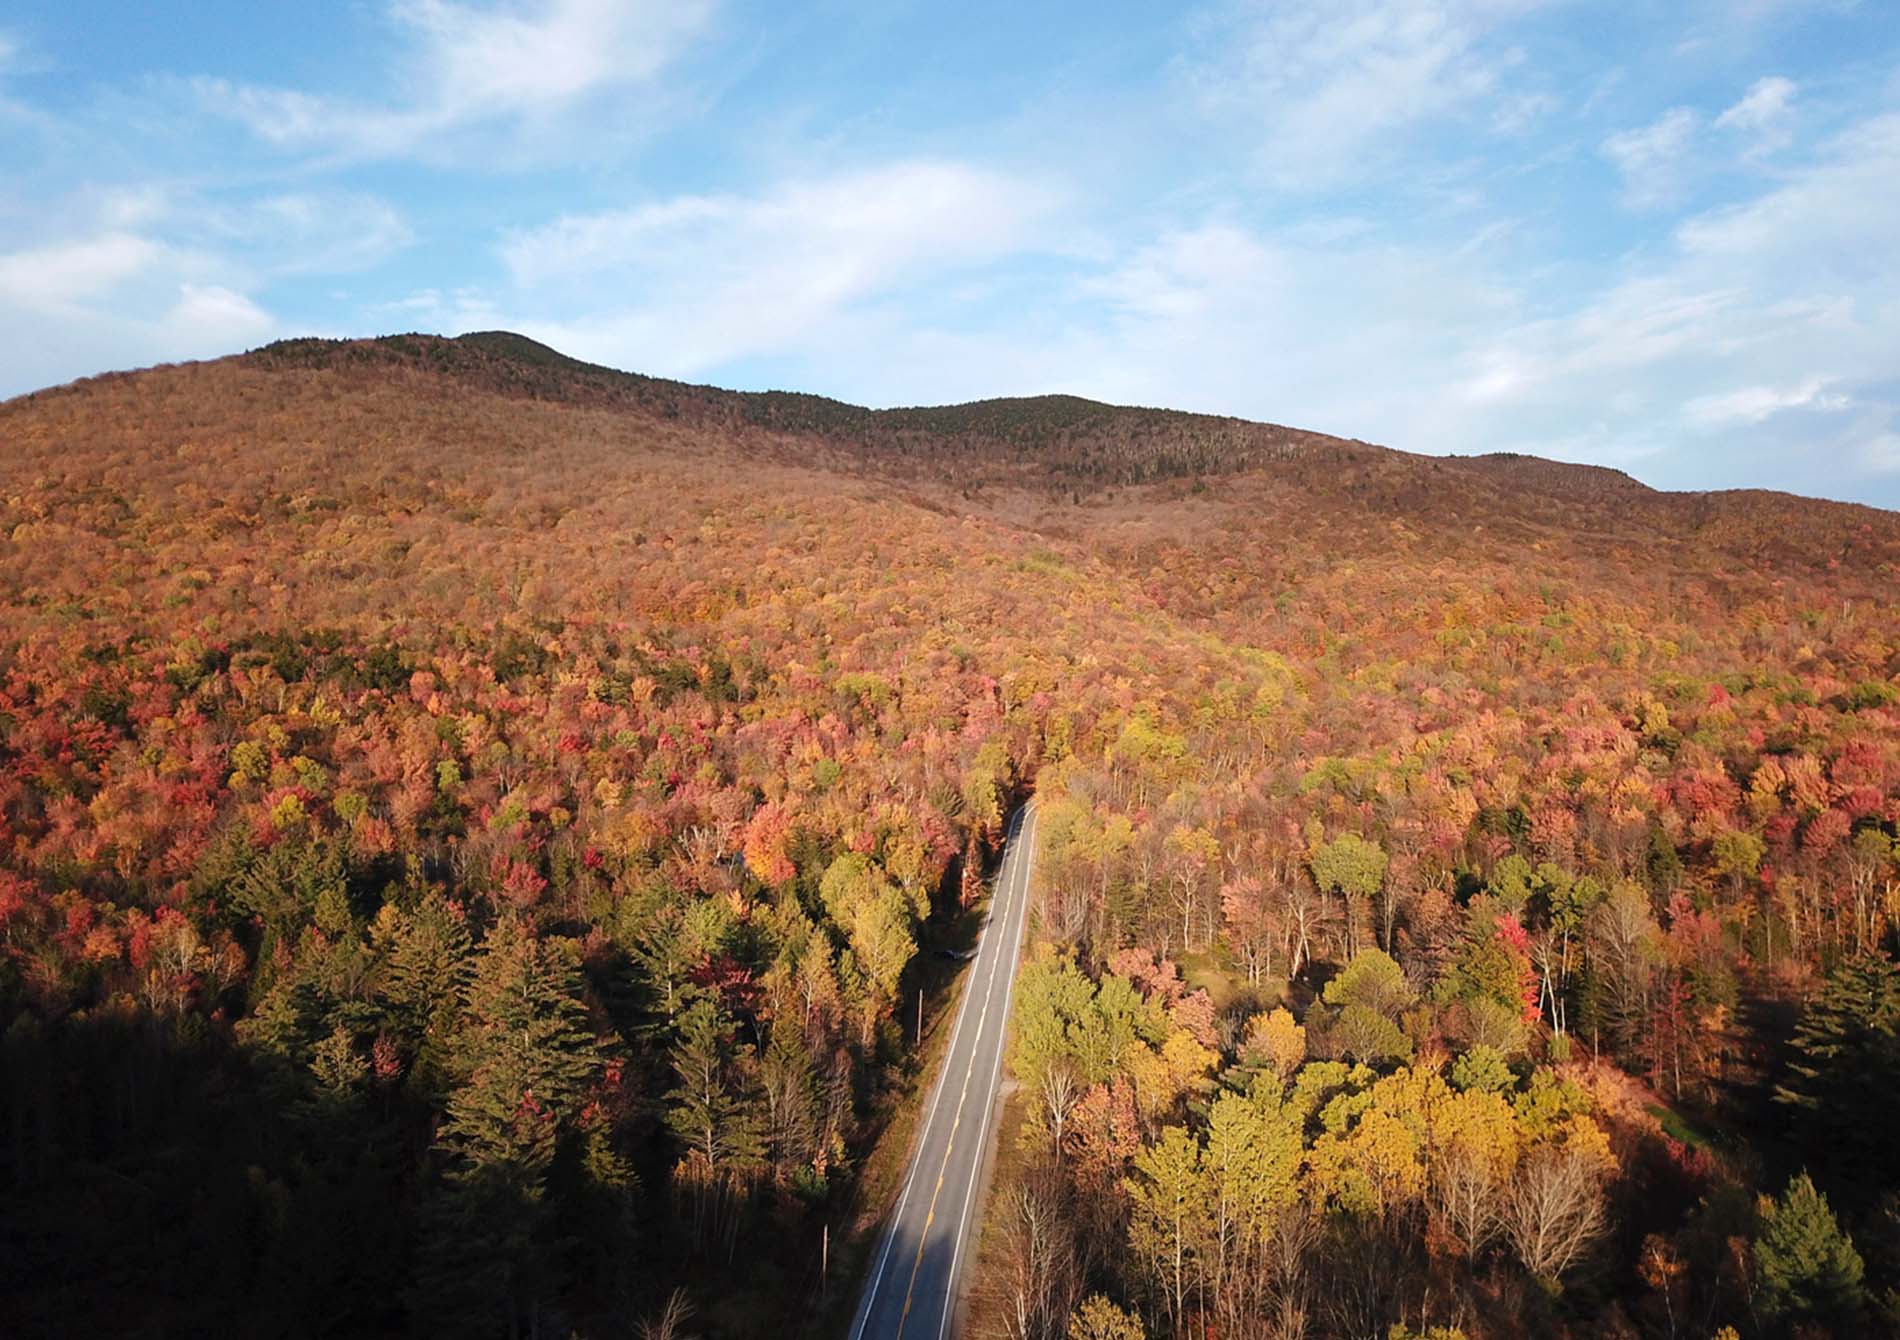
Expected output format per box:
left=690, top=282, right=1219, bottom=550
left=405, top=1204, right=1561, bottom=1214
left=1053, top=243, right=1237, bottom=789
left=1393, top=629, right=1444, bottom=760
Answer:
left=892, top=804, right=1035, bottom=1338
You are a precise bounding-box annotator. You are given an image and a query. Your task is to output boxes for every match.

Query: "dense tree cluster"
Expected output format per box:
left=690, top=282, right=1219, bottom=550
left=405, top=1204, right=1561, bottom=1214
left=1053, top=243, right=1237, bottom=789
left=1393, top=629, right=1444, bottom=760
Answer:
left=983, top=510, right=1900, bottom=1338
left=3, top=338, right=1899, bottom=1337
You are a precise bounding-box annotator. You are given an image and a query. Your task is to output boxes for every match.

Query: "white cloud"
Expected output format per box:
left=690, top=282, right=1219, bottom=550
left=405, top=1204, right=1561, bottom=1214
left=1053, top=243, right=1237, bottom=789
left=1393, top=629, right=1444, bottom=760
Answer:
left=0, top=197, right=293, bottom=396
left=1432, top=107, right=1900, bottom=489
left=1601, top=107, right=1700, bottom=209
left=1683, top=377, right=1847, bottom=427
left=1716, top=74, right=1797, bottom=132
left=494, top=160, right=1059, bottom=374
left=195, top=0, right=714, bottom=160
left=207, top=193, right=414, bottom=274
left=1677, top=113, right=1900, bottom=258
left=1716, top=75, right=1798, bottom=155
left=1078, top=224, right=1282, bottom=323
left=164, top=284, right=275, bottom=346
left=397, top=0, right=696, bottom=108
left=0, top=29, right=58, bottom=138
left=191, top=82, right=357, bottom=148
left=372, top=286, right=501, bottom=328
left=792, top=101, right=1900, bottom=499
left=1186, top=0, right=1547, bottom=191
left=452, top=97, right=1900, bottom=505
left=377, top=289, right=453, bottom=314
left=922, top=218, right=1527, bottom=447
left=1601, top=78, right=1802, bottom=212
left=0, top=231, right=279, bottom=396
left=0, top=233, right=164, bottom=307
left=11, top=187, right=412, bottom=285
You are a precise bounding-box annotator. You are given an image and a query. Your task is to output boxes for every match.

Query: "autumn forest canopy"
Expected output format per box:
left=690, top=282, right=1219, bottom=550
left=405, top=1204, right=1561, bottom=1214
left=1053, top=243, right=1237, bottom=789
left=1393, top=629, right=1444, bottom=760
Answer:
left=4, top=334, right=1900, bottom=1339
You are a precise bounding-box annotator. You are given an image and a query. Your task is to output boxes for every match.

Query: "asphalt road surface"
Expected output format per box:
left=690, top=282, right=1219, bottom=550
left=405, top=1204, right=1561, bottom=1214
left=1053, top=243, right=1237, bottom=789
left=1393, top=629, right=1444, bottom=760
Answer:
left=848, top=801, right=1038, bottom=1340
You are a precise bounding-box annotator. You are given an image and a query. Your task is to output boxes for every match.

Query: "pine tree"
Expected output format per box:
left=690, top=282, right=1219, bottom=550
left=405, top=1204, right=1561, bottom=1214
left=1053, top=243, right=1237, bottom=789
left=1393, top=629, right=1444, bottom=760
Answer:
left=759, top=1015, right=819, bottom=1177
left=1754, top=1172, right=1865, bottom=1324
left=409, top=918, right=604, bottom=1338
left=665, top=999, right=764, bottom=1257
left=441, top=920, right=600, bottom=1170
left=631, top=910, right=706, bottom=1031
left=556, top=1121, right=641, bottom=1320
left=228, top=832, right=352, bottom=984
left=377, top=894, right=472, bottom=1101
left=1770, top=950, right=1900, bottom=1201
left=665, top=1000, right=762, bottom=1168
left=1774, top=955, right=1900, bottom=1186
left=259, top=1024, right=407, bottom=1335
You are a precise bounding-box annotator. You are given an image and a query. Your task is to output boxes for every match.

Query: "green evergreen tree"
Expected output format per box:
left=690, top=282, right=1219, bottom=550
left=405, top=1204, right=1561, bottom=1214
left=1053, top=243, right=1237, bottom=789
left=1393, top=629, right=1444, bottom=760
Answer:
left=228, top=833, right=352, bottom=988
left=1774, top=954, right=1900, bottom=1186
left=630, top=909, right=706, bottom=1030
left=1448, top=1044, right=1515, bottom=1094
left=1754, top=1173, right=1865, bottom=1325
left=259, top=1024, right=408, bottom=1336
left=760, top=1015, right=820, bottom=1175
left=665, top=999, right=763, bottom=1168
left=552, top=1121, right=641, bottom=1321
left=408, top=918, right=604, bottom=1338
left=377, top=894, right=473, bottom=1101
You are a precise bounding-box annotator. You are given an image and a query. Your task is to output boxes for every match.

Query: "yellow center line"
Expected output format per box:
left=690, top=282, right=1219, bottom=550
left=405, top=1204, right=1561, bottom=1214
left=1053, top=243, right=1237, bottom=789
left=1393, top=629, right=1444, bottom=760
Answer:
left=893, top=823, right=1020, bottom=1336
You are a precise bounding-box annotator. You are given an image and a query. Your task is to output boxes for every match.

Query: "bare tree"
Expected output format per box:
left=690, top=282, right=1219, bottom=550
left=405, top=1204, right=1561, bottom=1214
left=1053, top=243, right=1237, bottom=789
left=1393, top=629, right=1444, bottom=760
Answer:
left=1432, top=1144, right=1505, bottom=1259
left=639, top=1288, right=694, bottom=1340
left=991, top=1166, right=1080, bottom=1340
left=1042, top=1055, right=1081, bottom=1159
left=1504, top=1144, right=1608, bottom=1283
left=1041, top=867, right=1091, bottom=948
left=1265, top=1204, right=1318, bottom=1340
left=1279, top=873, right=1333, bottom=982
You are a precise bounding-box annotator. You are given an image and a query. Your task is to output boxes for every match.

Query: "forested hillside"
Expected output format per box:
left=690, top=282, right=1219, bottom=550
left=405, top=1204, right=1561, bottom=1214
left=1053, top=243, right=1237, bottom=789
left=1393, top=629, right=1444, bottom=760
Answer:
left=3, top=336, right=1898, bottom=1339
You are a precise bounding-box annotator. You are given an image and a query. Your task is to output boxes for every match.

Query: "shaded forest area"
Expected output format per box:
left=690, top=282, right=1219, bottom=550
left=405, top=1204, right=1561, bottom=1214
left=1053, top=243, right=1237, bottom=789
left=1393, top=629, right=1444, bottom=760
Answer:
left=2, top=336, right=1899, bottom=1338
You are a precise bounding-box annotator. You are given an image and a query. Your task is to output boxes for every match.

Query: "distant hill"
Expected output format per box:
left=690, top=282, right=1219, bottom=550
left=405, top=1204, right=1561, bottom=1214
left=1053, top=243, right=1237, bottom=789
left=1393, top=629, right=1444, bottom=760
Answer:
left=242, top=331, right=1359, bottom=488
left=10, top=328, right=1899, bottom=582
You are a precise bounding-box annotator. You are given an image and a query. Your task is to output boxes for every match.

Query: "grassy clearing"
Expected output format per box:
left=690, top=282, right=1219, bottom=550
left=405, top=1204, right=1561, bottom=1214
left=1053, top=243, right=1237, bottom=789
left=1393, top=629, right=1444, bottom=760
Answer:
left=1178, top=948, right=1239, bottom=1008
left=1646, top=1101, right=1716, bottom=1152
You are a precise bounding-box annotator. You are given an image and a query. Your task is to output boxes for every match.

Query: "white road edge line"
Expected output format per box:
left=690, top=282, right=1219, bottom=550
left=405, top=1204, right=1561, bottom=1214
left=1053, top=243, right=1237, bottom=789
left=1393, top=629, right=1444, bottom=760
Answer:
left=900, top=809, right=1020, bottom=1329
left=848, top=806, right=1027, bottom=1340
left=937, top=801, right=1036, bottom=1340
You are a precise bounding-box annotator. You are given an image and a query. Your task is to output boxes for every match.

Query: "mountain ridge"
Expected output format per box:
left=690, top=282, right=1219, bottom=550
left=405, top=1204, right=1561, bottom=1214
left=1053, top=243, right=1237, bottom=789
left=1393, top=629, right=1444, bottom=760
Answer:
left=239, top=330, right=1346, bottom=490
left=8, top=330, right=1895, bottom=539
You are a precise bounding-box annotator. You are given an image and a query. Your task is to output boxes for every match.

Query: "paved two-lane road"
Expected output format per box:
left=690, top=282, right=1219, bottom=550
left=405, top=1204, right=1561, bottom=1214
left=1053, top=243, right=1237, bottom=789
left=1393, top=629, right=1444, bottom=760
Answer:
left=849, top=802, right=1038, bottom=1340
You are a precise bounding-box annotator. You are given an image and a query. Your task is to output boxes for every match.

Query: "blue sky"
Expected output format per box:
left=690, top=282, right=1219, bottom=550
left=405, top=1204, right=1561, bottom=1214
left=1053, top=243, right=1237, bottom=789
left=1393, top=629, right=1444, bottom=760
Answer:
left=4, top=2, right=1898, bottom=506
